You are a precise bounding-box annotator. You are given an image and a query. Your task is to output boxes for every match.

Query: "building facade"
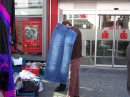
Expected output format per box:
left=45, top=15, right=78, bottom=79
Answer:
left=13, top=0, right=130, bottom=67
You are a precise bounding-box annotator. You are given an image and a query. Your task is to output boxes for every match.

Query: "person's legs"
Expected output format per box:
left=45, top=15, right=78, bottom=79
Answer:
left=74, top=58, right=82, bottom=97
left=74, top=70, right=79, bottom=96
left=66, top=58, right=82, bottom=97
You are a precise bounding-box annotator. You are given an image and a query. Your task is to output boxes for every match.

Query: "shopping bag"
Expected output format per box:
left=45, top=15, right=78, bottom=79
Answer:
left=12, top=54, right=26, bottom=66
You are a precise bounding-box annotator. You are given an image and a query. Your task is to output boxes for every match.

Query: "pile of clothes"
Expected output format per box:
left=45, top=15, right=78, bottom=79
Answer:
left=13, top=70, right=43, bottom=95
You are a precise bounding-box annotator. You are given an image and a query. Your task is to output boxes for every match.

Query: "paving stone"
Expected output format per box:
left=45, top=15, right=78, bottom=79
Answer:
left=38, top=67, right=130, bottom=97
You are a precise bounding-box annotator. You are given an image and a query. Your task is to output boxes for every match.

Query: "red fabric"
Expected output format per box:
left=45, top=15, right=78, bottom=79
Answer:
left=22, top=66, right=41, bottom=75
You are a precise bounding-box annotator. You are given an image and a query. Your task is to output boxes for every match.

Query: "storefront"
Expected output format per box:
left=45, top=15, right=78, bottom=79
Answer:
left=12, top=0, right=130, bottom=67
left=59, top=0, right=130, bottom=67
left=12, top=0, right=59, bottom=61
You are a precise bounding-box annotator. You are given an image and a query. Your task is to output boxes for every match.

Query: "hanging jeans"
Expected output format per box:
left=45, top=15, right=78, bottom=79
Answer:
left=44, top=23, right=77, bottom=84
left=56, top=28, right=77, bottom=84
left=44, top=23, right=67, bottom=82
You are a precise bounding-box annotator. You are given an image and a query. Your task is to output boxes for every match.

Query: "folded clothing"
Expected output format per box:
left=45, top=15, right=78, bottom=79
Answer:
left=13, top=73, right=23, bottom=91
left=18, top=80, right=39, bottom=95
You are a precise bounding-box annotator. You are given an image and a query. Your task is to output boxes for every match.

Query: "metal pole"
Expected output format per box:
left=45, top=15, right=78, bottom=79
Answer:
left=42, top=0, right=48, bottom=61
left=112, top=16, right=116, bottom=67
left=72, top=0, right=74, bottom=26
left=94, top=10, right=98, bottom=66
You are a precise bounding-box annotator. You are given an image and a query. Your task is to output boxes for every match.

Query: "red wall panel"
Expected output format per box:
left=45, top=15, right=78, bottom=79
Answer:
left=51, top=0, right=58, bottom=34
left=48, top=0, right=58, bottom=48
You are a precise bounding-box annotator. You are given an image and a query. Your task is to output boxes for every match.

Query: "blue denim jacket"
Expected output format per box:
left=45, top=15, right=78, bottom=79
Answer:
left=44, top=23, right=77, bottom=84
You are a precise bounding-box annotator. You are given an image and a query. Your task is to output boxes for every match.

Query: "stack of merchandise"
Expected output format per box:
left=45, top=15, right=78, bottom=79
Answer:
left=13, top=70, right=43, bottom=97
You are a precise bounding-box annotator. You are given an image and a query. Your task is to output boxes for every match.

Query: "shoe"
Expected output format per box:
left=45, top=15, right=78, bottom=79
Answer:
left=55, top=86, right=66, bottom=92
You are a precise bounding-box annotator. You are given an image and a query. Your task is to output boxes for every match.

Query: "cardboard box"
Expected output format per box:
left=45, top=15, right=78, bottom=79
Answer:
left=22, top=66, right=41, bottom=75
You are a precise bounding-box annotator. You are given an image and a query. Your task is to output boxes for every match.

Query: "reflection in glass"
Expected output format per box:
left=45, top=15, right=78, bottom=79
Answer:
left=63, top=14, right=96, bottom=65
left=11, top=17, right=42, bottom=57
left=15, top=0, right=43, bottom=15
left=97, top=15, right=130, bottom=65
left=96, top=40, right=113, bottom=56
left=64, top=14, right=96, bottom=29
left=72, top=14, right=96, bottom=65
left=102, top=15, right=114, bottom=28
left=100, top=15, right=129, bottom=29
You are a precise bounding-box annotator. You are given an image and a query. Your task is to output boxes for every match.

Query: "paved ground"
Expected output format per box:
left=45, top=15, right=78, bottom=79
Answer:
left=38, top=66, right=130, bottom=97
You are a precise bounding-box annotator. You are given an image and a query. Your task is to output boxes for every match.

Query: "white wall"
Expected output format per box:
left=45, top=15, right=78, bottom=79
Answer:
left=58, top=1, right=130, bottom=10
left=74, top=2, right=96, bottom=9
left=58, top=2, right=73, bottom=10
left=97, top=2, right=130, bottom=10
left=58, top=2, right=96, bottom=10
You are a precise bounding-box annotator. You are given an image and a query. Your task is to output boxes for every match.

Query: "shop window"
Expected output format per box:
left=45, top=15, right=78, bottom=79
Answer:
left=63, top=14, right=72, bottom=25
left=98, top=15, right=130, bottom=29
left=15, top=0, right=43, bottom=15
left=72, top=14, right=96, bottom=29
left=11, top=17, right=42, bottom=57
left=11, top=0, right=43, bottom=58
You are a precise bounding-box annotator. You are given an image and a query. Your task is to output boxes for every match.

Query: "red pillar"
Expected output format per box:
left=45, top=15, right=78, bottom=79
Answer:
left=51, top=0, right=58, bottom=33
left=48, top=0, right=58, bottom=48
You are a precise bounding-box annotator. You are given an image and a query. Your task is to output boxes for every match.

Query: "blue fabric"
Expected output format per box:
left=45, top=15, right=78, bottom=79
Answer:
left=56, top=28, right=77, bottom=84
left=44, top=23, right=77, bottom=84
left=44, top=23, right=67, bottom=82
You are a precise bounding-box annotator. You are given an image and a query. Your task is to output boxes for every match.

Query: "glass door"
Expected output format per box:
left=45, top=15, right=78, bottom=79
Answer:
left=73, top=10, right=96, bottom=65
left=96, top=15, right=114, bottom=66
left=96, top=12, right=130, bottom=67
left=114, top=15, right=130, bottom=67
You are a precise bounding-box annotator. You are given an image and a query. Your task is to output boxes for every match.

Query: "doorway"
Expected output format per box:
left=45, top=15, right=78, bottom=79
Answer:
left=96, top=14, right=130, bottom=67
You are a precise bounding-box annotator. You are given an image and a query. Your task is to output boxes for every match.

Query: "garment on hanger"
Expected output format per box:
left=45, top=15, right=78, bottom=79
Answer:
left=0, top=0, right=16, bottom=97
left=44, top=23, right=77, bottom=84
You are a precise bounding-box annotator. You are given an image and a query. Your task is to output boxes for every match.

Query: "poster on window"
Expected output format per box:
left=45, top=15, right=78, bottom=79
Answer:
left=21, top=19, right=42, bottom=52
left=24, top=25, right=39, bottom=45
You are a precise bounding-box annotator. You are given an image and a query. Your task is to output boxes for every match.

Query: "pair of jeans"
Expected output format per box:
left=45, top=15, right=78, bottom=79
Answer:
left=44, top=23, right=77, bottom=84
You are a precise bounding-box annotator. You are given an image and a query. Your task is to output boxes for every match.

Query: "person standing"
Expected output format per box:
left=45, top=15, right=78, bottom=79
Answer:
left=102, top=15, right=113, bottom=28
left=55, top=21, right=71, bottom=91
left=126, top=43, right=130, bottom=95
left=66, top=25, right=82, bottom=97
left=55, top=20, right=82, bottom=97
